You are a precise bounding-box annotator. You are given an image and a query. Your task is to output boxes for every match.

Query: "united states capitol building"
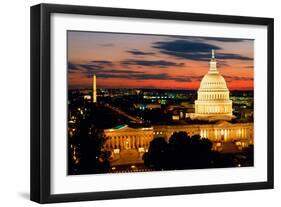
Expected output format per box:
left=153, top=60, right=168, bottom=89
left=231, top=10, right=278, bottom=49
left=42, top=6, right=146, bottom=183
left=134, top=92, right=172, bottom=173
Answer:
left=103, top=50, right=254, bottom=165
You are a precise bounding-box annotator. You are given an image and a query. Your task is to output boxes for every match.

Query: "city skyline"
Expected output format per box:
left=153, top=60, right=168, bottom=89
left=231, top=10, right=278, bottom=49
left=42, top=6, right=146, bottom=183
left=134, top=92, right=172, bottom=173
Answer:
left=67, top=32, right=254, bottom=174
left=68, top=31, right=254, bottom=90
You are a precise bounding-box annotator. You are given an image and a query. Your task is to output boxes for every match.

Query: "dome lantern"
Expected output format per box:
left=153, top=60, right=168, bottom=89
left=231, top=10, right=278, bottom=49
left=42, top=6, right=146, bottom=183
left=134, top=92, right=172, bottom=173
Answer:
left=212, top=49, right=215, bottom=59
left=209, top=49, right=218, bottom=73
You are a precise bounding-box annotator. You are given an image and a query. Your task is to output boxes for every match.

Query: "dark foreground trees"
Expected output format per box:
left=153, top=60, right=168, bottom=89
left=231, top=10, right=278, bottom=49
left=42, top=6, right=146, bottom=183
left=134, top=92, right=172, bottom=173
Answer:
left=143, top=132, right=217, bottom=170
left=143, top=132, right=254, bottom=171
left=68, top=106, right=111, bottom=175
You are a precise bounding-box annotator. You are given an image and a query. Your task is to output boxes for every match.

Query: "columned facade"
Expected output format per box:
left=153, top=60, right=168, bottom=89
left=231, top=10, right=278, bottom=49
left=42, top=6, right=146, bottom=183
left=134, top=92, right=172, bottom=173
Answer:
left=104, top=122, right=254, bottom=164
left=104, top=126, right=154, bottom=152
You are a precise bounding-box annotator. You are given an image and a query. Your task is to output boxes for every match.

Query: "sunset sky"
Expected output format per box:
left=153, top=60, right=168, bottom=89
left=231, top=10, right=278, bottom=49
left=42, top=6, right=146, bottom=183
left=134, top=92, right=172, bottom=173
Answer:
left=68, top=31, right=254, bottom=90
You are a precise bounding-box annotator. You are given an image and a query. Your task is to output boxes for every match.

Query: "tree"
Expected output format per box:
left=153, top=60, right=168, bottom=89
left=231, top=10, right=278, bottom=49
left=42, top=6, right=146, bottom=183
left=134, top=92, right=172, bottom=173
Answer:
left=143, top=137, right=169, bottom=170
left=243, top=144, right=254, bottom=166
left=143, top=132, right=215, bottom=170
left=68, top=116, right=111, bottom=175
left=169, top=132, right=214, bottom=169
left=168, top=132, right=191, bottom=169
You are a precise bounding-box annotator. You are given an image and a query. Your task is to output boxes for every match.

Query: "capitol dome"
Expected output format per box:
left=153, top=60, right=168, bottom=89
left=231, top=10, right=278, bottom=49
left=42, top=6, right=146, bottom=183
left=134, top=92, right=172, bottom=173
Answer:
left=200, top=73, right=227, bottom=90
left=193, top=50, right=233, bottom=121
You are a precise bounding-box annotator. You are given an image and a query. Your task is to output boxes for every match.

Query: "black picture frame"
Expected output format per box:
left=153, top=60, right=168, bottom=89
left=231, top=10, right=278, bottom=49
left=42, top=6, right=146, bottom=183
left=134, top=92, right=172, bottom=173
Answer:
left=30, top=3, right=274, bottom=204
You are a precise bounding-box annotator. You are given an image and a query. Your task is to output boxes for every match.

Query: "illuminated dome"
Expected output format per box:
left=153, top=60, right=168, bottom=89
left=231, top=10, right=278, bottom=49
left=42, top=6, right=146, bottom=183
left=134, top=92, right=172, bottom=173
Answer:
left=193, top=50, right=233, bottom=121
left=200, top=73, right=227, bottom=90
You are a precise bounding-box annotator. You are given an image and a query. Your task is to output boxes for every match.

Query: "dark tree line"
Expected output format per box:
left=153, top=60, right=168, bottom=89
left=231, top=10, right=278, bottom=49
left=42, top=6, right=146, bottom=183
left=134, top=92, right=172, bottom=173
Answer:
left=143, top=131, right=254, bottom=170
left=68, top=104, right=111, bottom=175
left=143, top=132, right=218, bottom=170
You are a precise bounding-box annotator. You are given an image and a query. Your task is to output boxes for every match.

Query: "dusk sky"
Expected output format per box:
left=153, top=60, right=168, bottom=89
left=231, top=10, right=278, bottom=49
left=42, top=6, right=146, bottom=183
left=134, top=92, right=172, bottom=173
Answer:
left=68, top=31, right=254, bottom=90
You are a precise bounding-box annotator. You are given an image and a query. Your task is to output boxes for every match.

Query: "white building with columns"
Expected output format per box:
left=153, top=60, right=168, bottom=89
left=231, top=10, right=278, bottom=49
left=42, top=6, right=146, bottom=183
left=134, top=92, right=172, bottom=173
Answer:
left=104, top=121, right=253, bottom=165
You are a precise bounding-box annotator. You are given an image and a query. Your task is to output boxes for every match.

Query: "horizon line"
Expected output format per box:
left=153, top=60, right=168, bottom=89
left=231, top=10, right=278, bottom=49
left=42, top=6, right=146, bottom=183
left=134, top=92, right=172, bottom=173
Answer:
left=68, top=87, right=254, bottom=91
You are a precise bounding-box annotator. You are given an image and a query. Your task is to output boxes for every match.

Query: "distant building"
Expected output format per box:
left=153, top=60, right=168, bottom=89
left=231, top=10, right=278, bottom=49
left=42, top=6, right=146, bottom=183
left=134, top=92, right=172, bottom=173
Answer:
left=83, top=95, right=91, bottom=101
left=172, top=115, right=180, bottom=120
left=134, top=103, right=161, bottom=110
left=147, top=103, right=161, bottom=110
